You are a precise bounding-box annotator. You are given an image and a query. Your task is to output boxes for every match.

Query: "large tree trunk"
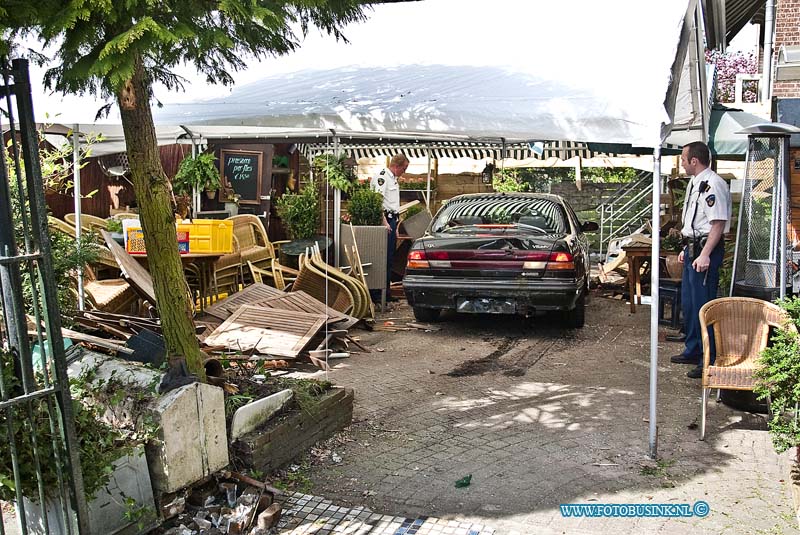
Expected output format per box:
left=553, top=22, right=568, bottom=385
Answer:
left=117, top=57, right=206, bottom=381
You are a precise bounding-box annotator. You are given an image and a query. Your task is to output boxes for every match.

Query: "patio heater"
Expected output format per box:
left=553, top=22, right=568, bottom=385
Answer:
left=730, top=123, right=800, bottom=301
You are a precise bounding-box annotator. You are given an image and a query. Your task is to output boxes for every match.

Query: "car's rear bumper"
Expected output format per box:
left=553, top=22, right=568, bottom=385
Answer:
left=402, top=275, right=584, bottom=313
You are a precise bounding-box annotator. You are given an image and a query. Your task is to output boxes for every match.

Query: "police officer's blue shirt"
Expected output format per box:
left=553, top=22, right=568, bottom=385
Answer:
left=680, top=168, right=731, bottom=238
left=370, top=167, right=400, bottom=213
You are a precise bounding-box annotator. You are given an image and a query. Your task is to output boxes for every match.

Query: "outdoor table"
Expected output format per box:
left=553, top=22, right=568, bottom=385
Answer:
left=622, top=244, right=651, bottom=313
left=132, top=252, right=223, bottom=312
left=280, top=236, right=333, bottom=269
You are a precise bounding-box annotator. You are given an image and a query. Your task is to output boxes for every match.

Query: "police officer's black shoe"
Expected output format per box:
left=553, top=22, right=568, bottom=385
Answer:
left=687, top=366, right=703, bottom=379
left=670, top=354, right=698, bottom=365
left=665, top=333, right=686, bottom=343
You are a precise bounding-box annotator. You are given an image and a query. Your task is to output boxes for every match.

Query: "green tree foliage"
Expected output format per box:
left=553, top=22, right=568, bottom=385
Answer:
left=1, top=0, right=369, bottom=380
left=754, top=297, right=800, bottom=456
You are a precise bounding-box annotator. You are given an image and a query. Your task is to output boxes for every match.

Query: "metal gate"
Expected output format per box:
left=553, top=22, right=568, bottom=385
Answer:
left=0, top=59, right=89, bottom=533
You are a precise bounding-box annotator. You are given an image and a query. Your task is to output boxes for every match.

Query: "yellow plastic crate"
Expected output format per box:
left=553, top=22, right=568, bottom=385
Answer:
left=126, top=227, right=190, bottom=254
left=176, top=220, right=234, bottom=254
left=124, top=220, right=233, bottom=255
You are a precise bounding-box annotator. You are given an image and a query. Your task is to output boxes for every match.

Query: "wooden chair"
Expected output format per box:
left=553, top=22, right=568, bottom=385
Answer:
left=698, top=297, right=796, bottom=440
left=247, top=259, right=290, bottom=291
left=291, top=253, right=354, bottom=314
left=308, top=244, right=371, bottom=319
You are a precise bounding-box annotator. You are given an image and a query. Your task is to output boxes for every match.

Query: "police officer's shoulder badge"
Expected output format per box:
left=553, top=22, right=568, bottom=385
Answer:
left=377, top=177, right=385, bottom=186
left=706, top=194, right=716, bottom=207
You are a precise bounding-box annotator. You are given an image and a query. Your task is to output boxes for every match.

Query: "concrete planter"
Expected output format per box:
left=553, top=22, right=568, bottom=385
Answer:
left=67, top=351, right=229, bottom=497
left=232, top=387, right=354, bottom=473
left=22, top=446, right=156, bottom=535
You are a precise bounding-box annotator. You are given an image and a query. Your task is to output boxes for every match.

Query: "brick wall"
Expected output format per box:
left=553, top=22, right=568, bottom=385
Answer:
left=773, top=0, right=800, bottom=98
left=549, top=182, right=627, bottom=212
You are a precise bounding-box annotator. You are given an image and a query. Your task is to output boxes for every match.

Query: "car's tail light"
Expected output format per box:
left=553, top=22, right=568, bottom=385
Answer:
left=545, top=251, right=576, bottom=276
left=546, top=251, right=575, bottom=269
left=407, top=249, right=430, bottom=269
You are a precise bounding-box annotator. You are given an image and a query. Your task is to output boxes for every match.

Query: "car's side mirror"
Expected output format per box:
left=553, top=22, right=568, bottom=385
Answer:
left=581, top=221, right=599, bottom=232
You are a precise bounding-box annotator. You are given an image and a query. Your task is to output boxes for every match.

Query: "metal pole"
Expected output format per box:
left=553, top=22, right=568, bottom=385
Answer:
left=426, top=149, right=432, bottom=209
left=762, top=0, right=776, bottom=104
left=333, top=135, right=341, bottom=267
left=649, top=145, right=662, bottom=459
left=780, top=135, right=789, bottom=299
left=71, top=125, right=84, bottom=310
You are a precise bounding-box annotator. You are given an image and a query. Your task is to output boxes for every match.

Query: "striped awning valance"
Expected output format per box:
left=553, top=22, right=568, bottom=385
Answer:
left=297, top=140, right=610, bottom=162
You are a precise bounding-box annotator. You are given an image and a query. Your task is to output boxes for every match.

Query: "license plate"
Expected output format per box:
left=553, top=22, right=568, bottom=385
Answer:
left=456, top=297, right=516, bottom=314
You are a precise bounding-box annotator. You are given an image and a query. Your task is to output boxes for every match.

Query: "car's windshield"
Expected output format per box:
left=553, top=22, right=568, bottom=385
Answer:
left=431, top=197, right=569, bottom=234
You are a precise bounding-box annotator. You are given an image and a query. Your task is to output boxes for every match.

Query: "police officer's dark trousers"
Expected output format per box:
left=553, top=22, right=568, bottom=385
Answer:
left=386, top=214, right=398, bottom=291
left=680, top=241, right=724, bottom=364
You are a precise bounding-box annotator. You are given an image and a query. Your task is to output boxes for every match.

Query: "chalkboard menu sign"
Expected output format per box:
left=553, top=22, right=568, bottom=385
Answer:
left=220, top=149, right=263, bottom=205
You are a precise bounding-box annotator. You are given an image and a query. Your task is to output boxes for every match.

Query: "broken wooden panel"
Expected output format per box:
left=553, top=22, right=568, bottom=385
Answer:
left=203, top=305, right=327, bottom=358
left=249, top=290, right=358, bottom=328
left=204, top=283, right=284, bottom=321
left=101, top=229, right=157, bottom=306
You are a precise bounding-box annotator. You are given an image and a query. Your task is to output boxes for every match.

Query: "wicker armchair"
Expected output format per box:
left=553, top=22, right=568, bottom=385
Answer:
left=64, top=213, right=108, bottom=234
left=48, top=216, right=119, bottom=271
left=215, top=214, right=289, bottom=286
left=698, top=297, right=796, bottom=440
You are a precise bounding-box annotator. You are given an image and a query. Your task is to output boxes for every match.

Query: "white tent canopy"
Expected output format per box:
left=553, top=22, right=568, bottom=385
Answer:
left=156, top=0, right=706, bottom=149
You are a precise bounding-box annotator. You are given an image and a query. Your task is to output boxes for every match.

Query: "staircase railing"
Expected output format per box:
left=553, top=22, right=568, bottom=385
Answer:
left=595, top=170, right=654, bottom=258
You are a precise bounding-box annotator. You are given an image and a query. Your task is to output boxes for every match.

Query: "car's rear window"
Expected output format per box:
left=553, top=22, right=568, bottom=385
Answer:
left=431, top=197, right=568, bottom=234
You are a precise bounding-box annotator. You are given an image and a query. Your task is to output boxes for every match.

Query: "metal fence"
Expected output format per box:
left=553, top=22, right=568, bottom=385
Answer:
left=0, top=59, right=89, bottom=533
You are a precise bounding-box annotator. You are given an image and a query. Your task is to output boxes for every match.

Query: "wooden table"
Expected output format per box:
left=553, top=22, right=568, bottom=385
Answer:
left=133, top=252, right=223, bottom=312
left=622, top=245, right=651, bottom=313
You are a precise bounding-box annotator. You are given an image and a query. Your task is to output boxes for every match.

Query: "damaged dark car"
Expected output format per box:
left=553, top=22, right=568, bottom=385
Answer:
left=402, top=192, right=597, bottom=327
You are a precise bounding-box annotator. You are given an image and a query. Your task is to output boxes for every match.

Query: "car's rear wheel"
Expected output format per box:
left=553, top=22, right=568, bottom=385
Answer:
left=413, top=306, right=441, bottom=322
left=563, top=292, right=586, bottom=328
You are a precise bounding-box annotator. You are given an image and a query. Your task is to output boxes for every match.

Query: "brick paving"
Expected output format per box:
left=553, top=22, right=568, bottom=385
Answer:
left=282, top=295, right=799, bottom=535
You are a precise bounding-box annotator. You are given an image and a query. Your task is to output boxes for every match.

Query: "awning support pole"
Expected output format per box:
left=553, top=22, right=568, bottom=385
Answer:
left=649, top=145, right=662, bottom=459
left=426, top=149, right=432, bottom=209
left=333, top=134, right=341, bottom=267
left=72, top=124, right=84, bottom=310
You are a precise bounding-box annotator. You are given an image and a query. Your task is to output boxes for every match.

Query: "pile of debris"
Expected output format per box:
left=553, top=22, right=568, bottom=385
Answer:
left=67, top=283, right=367, bottom=373
left=160, top=471, right=283, bottom=535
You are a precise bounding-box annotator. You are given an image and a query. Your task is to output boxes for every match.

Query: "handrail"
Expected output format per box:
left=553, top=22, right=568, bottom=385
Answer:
left=595, top=170, right=654, bottom=257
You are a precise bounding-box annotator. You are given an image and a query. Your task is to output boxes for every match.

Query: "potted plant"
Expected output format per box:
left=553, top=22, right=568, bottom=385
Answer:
left=313, top=154, right=357, bottom=193
left=275, top=183, right=324, bottom=267
left=660, top=227, right=684, bottom=279
left=173, top=153, right=222, bottom=199
left=341, top=185, right=389, bottom=293
left=220, top=185, right=241, bottom=217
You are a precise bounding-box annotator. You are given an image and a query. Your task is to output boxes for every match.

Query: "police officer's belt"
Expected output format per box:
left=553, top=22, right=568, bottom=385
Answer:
left=681, top=236, right=708, bottom=247
left=384, top=210, right=398, bottom=218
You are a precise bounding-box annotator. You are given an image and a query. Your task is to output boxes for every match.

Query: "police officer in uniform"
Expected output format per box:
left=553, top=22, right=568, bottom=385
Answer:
left=670, top=141, right=731, bottom=379
left=370, top=154, right=409, bottom=300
